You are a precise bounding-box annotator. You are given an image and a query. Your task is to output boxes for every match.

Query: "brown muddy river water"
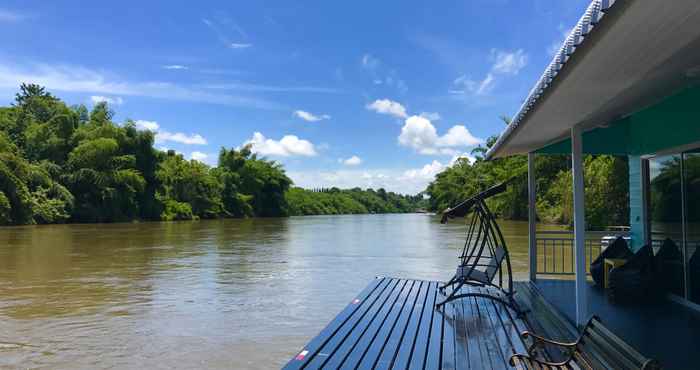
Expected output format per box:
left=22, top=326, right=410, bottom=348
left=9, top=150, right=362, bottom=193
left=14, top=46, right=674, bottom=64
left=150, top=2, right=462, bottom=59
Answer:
left=0, top=214, right=544, bottom=369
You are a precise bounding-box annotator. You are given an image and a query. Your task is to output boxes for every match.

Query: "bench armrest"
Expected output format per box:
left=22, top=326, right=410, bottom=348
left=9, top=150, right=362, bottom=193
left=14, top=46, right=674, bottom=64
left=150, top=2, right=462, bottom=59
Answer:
left=521, top=331, right=578, bottom=348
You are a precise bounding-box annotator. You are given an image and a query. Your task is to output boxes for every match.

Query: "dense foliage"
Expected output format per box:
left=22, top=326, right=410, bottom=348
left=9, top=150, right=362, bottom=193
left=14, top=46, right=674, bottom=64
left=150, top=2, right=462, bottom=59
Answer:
left=286, top=187, right=427, bottom=216
left=0, top=85, right=423, bottom=225
left=426, top=131, right=630, bottom=230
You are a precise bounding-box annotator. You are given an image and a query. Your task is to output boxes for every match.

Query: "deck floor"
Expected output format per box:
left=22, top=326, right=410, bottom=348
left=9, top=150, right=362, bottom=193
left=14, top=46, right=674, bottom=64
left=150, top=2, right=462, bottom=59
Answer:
left=283, top=277, right=529, bottom=370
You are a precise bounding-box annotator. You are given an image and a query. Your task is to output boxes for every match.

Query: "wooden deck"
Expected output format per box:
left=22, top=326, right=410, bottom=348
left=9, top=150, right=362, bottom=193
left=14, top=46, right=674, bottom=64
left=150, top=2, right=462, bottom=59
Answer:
left=283, top=277, right=529, bottom=370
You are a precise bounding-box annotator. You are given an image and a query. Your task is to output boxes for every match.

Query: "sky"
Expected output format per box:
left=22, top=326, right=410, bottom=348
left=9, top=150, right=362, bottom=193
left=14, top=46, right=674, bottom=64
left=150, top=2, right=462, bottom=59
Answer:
left=0, top=0, right=591, bottom=194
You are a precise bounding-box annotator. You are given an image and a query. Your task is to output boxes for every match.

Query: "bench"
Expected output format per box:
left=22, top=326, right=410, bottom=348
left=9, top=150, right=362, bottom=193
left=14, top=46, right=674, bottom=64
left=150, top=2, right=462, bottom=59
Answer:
left=509, top=316, right=660, bottom=370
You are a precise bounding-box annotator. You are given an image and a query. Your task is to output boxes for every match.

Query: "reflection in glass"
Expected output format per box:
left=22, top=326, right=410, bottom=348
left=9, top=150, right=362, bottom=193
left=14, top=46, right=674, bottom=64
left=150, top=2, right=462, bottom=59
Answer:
left=684, top=153, right=700, bottom=304
left=649, top=155, right=684, bottom=296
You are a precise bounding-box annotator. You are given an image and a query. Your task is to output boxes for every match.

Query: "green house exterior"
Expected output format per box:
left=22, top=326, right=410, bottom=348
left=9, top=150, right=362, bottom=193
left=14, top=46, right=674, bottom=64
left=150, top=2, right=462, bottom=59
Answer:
left=485, top=0, right=700, bottom=324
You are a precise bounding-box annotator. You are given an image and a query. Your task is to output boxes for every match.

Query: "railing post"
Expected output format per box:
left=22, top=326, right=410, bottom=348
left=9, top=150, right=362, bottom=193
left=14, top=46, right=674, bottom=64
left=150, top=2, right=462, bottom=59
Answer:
left=528, top=152, right=537, bottom=282
left=571, top=125, right=588, bottom=327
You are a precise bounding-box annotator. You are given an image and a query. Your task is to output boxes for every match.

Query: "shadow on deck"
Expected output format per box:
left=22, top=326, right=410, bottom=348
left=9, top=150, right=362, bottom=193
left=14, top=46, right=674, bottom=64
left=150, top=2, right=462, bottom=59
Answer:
left=532, top=279, right=700, bottom=370
left=283, top=277, right=529, bottom=370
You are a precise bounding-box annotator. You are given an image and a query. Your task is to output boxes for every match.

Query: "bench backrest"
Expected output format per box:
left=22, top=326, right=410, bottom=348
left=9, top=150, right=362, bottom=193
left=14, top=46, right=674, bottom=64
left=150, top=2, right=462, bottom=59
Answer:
left=574, top=317, right=659, bottom=370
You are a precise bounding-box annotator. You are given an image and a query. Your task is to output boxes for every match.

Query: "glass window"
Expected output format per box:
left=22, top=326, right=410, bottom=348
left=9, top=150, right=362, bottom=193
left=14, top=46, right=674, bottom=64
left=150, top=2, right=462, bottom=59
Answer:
left=649, top=154, right=685, bottom=297
left=684, top=152, right=700, bottom=304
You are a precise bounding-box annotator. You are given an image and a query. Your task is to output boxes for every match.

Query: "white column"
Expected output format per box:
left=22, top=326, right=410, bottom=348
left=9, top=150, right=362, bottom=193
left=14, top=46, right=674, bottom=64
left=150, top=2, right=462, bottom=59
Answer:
left=528, top=153, right=537, bottom=282
left=571, top=125, right=588, bottom=327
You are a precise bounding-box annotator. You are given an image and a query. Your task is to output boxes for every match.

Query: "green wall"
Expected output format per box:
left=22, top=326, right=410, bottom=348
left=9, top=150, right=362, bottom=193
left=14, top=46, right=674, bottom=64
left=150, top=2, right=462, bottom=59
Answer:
left=628, top=155, right=645, bottom=251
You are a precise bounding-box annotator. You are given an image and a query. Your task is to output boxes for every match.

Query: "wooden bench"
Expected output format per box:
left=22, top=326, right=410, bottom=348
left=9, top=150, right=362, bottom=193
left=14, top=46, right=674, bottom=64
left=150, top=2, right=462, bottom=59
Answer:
left=509, top=316, right=660, bottom=370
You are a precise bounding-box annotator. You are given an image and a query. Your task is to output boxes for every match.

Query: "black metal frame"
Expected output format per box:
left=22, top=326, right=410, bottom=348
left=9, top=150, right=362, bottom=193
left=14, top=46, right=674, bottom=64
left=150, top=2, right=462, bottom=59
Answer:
left=435, top=183, right=525, bottom=315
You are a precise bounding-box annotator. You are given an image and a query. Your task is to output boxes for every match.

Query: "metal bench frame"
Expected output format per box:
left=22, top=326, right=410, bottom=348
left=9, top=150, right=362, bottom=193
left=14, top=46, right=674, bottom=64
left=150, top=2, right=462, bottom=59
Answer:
left=509, top=316, right=661, bottom=370
left=435, top=181, right=525, bottom=316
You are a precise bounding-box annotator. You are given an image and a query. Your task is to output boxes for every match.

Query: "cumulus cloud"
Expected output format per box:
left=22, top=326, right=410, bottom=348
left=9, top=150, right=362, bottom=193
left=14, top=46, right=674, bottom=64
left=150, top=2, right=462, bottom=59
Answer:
left=294, top=110, right=330, bottom=122
left=420, top=112, right=441, bottom=121
left=341, top=155, right=362, bottom=166
left=156, top=131, right=207, bottom=145
left=366, top=99, right=407, bottom=118
left=190, top=151, right=208, bottom=161
left=398, top=115, right=483, bottom=155
left=401, top=160, right=445, bottom=181
left=491, top=49, right=528, bottom=75
left=134, top=120, right=160, bottom=131
left=244, top=132, right=317, bottom=157
left=133, top=119, right=206, bottom=145
left=163, top=65, right=188, bottom=70
left=90, top=95, right=123, bottom=105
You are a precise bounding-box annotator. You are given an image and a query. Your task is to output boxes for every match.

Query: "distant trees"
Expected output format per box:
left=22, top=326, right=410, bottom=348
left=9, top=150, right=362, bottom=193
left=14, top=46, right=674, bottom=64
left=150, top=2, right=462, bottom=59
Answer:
left=286, top=187, right=426, bottom=216
left=0, top=84, right=423, bottom=226
left=426, top=132, right=630, bottom=230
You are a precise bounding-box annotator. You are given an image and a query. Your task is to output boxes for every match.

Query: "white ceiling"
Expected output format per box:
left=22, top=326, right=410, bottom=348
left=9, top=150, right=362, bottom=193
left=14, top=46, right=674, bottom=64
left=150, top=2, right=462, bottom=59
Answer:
left=491, top=0, right=700, bottom=158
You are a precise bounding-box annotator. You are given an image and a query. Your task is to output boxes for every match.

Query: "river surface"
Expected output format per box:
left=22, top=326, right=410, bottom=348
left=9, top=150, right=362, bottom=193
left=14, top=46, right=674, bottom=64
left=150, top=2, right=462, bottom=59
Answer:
left=0, top=214, right=544, bottom=369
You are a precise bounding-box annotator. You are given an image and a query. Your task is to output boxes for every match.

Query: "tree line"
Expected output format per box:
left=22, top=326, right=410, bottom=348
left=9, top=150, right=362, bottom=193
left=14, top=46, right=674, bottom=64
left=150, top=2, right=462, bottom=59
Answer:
left=426, top=127, right=630, bottom=230
left=0, top=85, right=425, bottom=226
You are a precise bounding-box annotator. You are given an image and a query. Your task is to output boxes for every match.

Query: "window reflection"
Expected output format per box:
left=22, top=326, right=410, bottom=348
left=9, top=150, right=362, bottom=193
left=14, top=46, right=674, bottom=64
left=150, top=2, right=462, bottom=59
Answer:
left=649, top=155, right=685, bottom=297
left=684, top=153, right=700, bottom=304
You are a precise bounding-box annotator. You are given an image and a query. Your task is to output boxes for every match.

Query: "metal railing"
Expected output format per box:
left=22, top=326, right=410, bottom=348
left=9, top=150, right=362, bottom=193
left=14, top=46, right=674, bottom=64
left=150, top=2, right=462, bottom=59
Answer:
left=535, top=230, right=629, bottom=276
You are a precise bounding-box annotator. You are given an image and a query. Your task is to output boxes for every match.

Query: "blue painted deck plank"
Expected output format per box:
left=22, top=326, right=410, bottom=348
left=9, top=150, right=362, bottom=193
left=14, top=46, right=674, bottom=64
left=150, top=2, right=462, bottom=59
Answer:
left=339, top=279, right=411, bottom=370
left=441, top=295, right=457, bottom=370
left=323, top=278, right=404, bottom=369
left=374, top=280, right=426, bottom=370
left=390, top=280, right=430, bottom=370
left=282, top=276, right=385, bottom=370
left=308, top=278, right=400, bottom=369
left=454, top=296, right=470, bottom=370
left=423, top=290, right=445, bottom=370
left=466, top=295, right=490, bottom=370
left=476, top=289, right=512, bottom=370
left=286, top=278, right=530, bottom=370
left=406, top=281, right=438, bottom=370
left=473, top=293, right=505, bottom=370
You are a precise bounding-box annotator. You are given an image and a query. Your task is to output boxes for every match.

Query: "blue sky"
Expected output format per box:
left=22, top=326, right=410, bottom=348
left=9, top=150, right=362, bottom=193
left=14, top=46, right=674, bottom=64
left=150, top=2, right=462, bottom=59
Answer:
left=0, top=1, right=590, bottom=194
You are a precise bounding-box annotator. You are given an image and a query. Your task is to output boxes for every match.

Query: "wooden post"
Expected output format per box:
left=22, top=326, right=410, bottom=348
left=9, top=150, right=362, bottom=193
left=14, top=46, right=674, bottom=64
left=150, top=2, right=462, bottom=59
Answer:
left=571, top=125, right=588, bottom=327
left=528, top=153, right=537, bottom=282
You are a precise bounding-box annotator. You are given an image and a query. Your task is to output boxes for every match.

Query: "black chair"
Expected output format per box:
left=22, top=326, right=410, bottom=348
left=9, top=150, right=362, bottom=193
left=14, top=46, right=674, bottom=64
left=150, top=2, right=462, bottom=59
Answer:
left=590, top=236, right=633, bottom=287
left=608, top=245, right=655, bottom=302
left=436, top=180, right=525, bottom=315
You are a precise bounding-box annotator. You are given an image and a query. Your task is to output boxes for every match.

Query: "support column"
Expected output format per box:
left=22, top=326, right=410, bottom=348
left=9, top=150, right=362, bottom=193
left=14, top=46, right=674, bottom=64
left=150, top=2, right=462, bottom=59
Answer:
left=571, top=126, right=588, bottom=326
left=571, top=125, right=588, bottom=327
left=528, top=153, right=537, bottom=282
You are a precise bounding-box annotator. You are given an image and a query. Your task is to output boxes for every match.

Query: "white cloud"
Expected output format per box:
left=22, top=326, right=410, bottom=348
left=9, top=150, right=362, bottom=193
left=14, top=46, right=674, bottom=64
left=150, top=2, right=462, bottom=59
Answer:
left=132, top=119, right=206, bottom=145
left=420, top=112, right=441, bottom=121
left=90, top=95, right=124, bottom=105
left=134, top=120, right=160, bottom=131
left=398, top=115, right=483, bottom=155
left=491, top=49, right=528, bottom=75
left=366, top=99, right=408, bottom=118
left=0, top=61, right=282, bottom=110
left=341, top=155, right=362, bottom=166
left=190, top=151, right=208, bottom=161
left=450, top=49, right=527, bottom=97
left=361, top=54, right=380, bottom=70
left=244, top=132, right=317, bottom=157
left=294, top=110, right=330, bottom=122
left=163, top=65, right=188, bottom=70
left=401, top=160, right=445, bottom=181
left=156, top=131, right=207, bottom=145
left=0, top=9, right=24, bottom=22
left=288, top=160, right=449, bottom=194
left=452, top=73, right=495, bottom=96
left=229, top=43, right=252, bottom=49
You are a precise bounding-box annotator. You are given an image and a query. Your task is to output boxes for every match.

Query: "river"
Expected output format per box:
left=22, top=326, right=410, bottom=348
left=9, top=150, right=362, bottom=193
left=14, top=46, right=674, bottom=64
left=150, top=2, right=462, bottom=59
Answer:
left=0, top=214, right=540, bottom=369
